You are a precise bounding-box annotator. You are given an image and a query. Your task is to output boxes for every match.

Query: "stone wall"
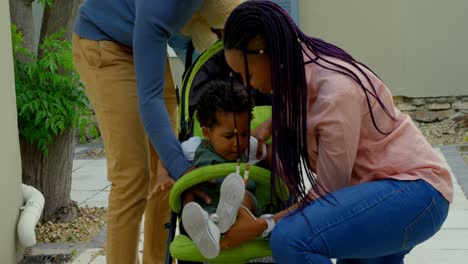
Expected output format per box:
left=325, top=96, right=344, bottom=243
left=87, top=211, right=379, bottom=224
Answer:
left=394, top=96, right=468, bottom=123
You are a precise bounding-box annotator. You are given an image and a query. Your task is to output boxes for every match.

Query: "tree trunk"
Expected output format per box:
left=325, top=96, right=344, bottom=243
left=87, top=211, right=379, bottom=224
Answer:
left=20, top=129, right=79, bottom=222
left=32, top=0, right=83, bottom=222
left=13, top=0, right=85, bottom=223
left=9, top=0, right=36, bottom=59
left=39, top=0, right=82, bottom=43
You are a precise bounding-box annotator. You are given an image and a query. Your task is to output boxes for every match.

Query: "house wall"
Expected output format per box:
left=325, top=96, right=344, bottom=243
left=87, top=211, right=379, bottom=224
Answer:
left=0, top=1, right=25, bottom=263
left=298, top=0, right=468, bottom=97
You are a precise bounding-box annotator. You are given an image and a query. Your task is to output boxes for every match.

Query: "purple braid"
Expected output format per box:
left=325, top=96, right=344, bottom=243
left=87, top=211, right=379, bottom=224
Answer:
left=224, top=0, right=395, bottom=204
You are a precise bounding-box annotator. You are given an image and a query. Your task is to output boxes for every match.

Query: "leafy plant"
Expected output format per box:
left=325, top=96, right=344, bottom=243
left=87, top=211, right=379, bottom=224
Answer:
left=12, top=24, right=97, bottom=155
left=38, top=0, right=54, bottom=8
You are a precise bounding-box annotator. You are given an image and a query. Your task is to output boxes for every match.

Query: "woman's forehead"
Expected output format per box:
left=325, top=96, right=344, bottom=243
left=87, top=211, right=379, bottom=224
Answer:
left=247, top=35, right=266, bottom=50
left=225, top=49, right=245, bottom=70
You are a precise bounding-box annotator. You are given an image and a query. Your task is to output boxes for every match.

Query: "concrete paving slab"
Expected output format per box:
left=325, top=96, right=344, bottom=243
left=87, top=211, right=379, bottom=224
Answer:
left=439, top=146, right=468, bottom=199
left=453, top=186, right=467, bottom=199
left=71, top=190, right=100, bottom=205
left=28, top=246, right=78, bottom=256
left=406, top=248, right=468, bottom=264
left=75, top=146, right=88, bottom=153
left=72, top=249, right=102, bottom=264
left=72, top=160, right=109, bottom=191
left=141, top=214, right=146, bottom=232
left=72, top=159, right=96, bottom=172
left=451, top=202, right=468, bottom=213
left=451, top=185, right=468, bottom=209
left=449, top=202, right=468, bottom=211
left=81, top=200, right=108, bottom=208
left=453, top=185, right=467, bottom=197
left=441, top=210, right=468, bottom=229
left=415, top=229, right=468, bottom=250
left=89, top=255, right=105, bottom=264
left=138, top=237, right=143, bottom=251
left=82, top=191, right=109, bottom=208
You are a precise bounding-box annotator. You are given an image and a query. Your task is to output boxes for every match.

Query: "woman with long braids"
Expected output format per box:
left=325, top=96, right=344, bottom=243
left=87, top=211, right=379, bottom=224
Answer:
left=220, top=1, right=453, bottom=263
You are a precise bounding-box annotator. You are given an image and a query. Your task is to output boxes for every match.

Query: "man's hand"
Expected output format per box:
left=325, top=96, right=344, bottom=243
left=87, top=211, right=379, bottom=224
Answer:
left=147, top=160, right=174, bottom=200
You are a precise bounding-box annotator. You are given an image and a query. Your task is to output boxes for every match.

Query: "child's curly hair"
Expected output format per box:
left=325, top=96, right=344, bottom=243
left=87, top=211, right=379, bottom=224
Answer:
left=196, top=80, right=254, bottom=128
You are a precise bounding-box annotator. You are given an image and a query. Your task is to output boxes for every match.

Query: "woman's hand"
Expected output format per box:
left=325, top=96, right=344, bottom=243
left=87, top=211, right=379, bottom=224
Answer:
left=220, top=207, right=267, bottom=250
left=252, top=118, right=272, bottom=163
left=252, top=117, right=272, bottom=144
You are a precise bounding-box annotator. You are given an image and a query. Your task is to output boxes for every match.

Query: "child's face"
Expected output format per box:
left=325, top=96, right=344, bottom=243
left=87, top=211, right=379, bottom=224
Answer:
left=202, top=111, right=250, bottom=161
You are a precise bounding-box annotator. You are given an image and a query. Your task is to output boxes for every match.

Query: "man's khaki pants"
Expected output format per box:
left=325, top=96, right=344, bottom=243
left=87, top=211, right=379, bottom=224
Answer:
left=72, top=34, right=177, bottom=264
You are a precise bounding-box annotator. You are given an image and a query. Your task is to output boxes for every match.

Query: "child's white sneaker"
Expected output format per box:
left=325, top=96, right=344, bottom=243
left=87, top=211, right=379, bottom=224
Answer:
left=215, top=172, right=245, bottom=233
left=182, top=202, right=220, bottom=259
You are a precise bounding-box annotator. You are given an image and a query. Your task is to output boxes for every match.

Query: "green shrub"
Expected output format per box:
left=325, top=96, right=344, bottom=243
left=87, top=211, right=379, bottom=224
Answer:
left=38, top=0, right=54, bottom=7
left=12, top=24, right=97, bottom=155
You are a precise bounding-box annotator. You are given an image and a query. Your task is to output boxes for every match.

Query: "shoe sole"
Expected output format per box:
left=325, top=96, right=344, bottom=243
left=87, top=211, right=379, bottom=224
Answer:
left=182, top=202, right=220, bottom=259
left=216, top=173, right=246, bottom=233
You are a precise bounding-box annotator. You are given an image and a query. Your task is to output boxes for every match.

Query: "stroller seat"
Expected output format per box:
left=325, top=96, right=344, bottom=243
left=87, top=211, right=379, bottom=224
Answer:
left=169, top=164, right=275, bottom=264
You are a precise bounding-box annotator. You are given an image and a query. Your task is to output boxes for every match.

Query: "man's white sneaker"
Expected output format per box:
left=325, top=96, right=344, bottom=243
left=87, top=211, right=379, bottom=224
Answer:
left=182, top=202, right=220, bottom=259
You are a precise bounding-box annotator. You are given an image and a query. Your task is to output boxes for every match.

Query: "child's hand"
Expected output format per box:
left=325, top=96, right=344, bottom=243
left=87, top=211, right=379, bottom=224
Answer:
left=180, top=167, right=214, bottom=205
left=182, top=186, right=213, bottom=206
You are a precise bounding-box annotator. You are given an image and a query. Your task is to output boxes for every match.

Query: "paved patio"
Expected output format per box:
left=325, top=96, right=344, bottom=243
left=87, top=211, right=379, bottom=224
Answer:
left=29, top=145, right=468, bottom=263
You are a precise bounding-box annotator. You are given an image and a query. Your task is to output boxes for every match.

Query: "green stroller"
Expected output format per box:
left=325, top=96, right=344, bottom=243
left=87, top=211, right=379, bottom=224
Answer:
left=165, top=41, right=287, bottom=264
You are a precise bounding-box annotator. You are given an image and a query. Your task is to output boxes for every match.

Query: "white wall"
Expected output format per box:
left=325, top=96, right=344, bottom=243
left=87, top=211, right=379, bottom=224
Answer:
left=299, top=0, right=468, bottom=97
left=0, top=1, right=24, bottom=263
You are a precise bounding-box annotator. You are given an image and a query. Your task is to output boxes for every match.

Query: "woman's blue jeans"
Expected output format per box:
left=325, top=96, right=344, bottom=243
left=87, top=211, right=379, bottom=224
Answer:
left=270, top=179, right=449, bottom=263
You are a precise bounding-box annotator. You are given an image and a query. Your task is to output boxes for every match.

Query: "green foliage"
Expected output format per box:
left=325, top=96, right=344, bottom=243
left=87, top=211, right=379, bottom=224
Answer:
left=11, top=24, right=97, bottom=155
left=38, top=0, right=54, bottom=8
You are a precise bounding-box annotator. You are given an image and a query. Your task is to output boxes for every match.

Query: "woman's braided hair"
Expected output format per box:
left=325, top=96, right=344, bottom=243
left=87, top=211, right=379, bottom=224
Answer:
left=224, top=0, right=395, bottom=204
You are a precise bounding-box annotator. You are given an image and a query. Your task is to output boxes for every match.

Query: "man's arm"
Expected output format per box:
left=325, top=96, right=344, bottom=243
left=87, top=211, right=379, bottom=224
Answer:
left=133, top=0, right=203, bottom=179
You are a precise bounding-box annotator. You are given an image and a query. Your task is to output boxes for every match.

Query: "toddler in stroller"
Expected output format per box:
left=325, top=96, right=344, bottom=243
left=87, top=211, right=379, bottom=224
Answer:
left=180, top=80, right=271, bottom=259
left=168, top=41, right=285, bottom=264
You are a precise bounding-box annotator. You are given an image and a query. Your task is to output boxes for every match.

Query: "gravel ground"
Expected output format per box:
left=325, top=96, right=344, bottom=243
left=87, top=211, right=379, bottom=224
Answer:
left=418, top=119, right=468, bottom=165
left=79, top=147, right=105, bottom=159
left=463, top=154, right=468, bottom=166
left=36, top=207, right=106, bottom=244
left=418, top=119, right=467, bottom=146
